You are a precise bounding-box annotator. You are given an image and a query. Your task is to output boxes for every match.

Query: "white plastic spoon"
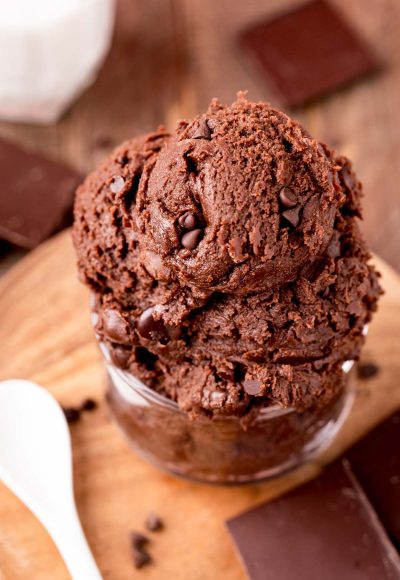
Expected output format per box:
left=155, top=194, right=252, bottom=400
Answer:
left=0, top=379, right=102, bottom=580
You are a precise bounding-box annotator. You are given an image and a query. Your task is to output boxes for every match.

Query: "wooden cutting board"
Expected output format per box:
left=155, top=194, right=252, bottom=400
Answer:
left=0, top=230, right=399, bottom=580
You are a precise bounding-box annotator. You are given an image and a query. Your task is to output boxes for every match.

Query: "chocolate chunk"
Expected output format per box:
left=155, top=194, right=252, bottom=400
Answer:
left=346, top=410, right=400, bottom=549
left=132, top=548, right=152, bottom=570
left=240, top=0, right=379, bottom=108
left=227, top=460, right=400, bottom=580
left=145, top=513, right=164, bottom=532
left=62, top=406, right=81, bottom=424
left=0, top=137, right=82, bottom=249
left=281, top=205, right=301, bottom=227
left=110, top=175, right=125, bottom=194
left=192, top=119, right=212, bottom=140
left=357, top=362, right=379, bottom=380
left=137, top=307, right=169, bottom=342
left=178, top=212, right=198, bottom=230
left=102, top=308, right=130, bottom=344
left=242, top=380, right=262, bottom=395
left=130, top=531, right=149, bottom=550
left=278, top=187, right=297, bottom=208
left=80, top=398, right=97, bottom=412
left=181, top=228, right=203, bottom=250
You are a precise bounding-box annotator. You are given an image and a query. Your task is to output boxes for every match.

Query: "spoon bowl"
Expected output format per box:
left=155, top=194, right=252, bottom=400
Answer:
left=0, top=379, right=102, bottom=579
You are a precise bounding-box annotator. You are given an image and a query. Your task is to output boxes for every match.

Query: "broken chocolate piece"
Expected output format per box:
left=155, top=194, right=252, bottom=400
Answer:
left=240, top=0, right=378, bottom=108
left=0, top=138, right=81, bottom=249
left=227, top=460, right=400, bottom=580
left=346, top=410, right=400, bottom=549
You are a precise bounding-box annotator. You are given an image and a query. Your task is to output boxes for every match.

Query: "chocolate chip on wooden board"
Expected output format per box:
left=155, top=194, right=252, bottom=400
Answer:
left=357, top=362, right=379, bottom=380
left=132, top=548, right=152, bottom=570
left=145, top=513, right=164, bottom=532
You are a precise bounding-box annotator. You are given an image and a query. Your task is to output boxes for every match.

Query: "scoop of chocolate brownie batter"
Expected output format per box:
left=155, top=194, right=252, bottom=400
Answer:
left=73, top=95, right=381, bottom=418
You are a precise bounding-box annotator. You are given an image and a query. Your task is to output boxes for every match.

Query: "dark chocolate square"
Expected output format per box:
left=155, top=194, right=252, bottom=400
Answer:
left=240, top=0, right=378, bottom=107
left=346, top=410, right=400, bottom=550
left=0, top=138, right=82, bottom=249
left=227, top=460, right=400, bottom=580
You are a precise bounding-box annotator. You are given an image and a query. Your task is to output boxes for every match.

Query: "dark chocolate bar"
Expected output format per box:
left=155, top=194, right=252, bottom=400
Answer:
left=240, top=0, right=378, bottom=108
left=227, top=460, right=400, bottom=579
left=0, top=138, right=82, bottom=249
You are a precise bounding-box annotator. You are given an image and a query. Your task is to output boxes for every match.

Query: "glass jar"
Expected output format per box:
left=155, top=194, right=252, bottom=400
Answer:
left=103, top=344, right=354, bottom=484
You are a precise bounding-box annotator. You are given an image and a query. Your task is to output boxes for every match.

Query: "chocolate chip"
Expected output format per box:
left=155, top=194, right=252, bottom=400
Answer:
left=145, top=513, right=164, bottom=532
left=242, top=379, right=262, bottom=395
left=282, top=205, right=301, bottom=227
left=181, top=228, right=203, bottom=250
left=279, top=187, right=297, bottom=208
left=218, top=368, right=236, bottom=382
left=178, top=212, right=198, bottom=230
left=110, top=175, right=125, bottom=194
left=62, top=406, right=81, bottom=423
left=130, top=531, right=149, bottom=549
left=81, top=398, right=97, bottom=412
left=357, top=362, right=379, bottom=380
left=102, top=308, right=130, bottom=344
left=110, top=345, right=130, bottom=368
left=137, top=307, right=169, bottom=342
left=132, top=548, right=152, bottom=569
left=192, top=119, right=212, bottom=140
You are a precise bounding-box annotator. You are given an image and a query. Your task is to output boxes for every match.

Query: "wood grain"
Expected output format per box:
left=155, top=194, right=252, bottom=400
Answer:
left=0, top=230, right=399, bottom=579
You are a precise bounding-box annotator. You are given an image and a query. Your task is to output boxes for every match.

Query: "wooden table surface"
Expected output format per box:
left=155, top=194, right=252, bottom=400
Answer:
left=0, top=0, right=399, bottom=271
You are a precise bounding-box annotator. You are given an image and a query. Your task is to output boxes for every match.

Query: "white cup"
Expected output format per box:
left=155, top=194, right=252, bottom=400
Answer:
left=0, top=0, right=115, bottom=124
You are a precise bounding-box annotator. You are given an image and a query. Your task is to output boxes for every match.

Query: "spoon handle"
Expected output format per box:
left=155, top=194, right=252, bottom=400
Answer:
left=46, top=505, right=102, bottom=580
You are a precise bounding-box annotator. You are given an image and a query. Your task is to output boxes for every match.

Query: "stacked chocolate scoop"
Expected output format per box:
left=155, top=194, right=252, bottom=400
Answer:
left=73, top=95, right=381, bottom=418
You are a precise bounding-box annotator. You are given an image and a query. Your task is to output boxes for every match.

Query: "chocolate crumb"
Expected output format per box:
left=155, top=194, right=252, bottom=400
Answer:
left=62, top=406, right=81, bottom=423
left=145, top=513, right=164, bottom=532
left=357, top=362, right=379, bottom=380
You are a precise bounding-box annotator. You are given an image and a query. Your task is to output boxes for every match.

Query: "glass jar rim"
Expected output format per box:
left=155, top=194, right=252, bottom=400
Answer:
left=100, top=341, right=354, bottom=420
